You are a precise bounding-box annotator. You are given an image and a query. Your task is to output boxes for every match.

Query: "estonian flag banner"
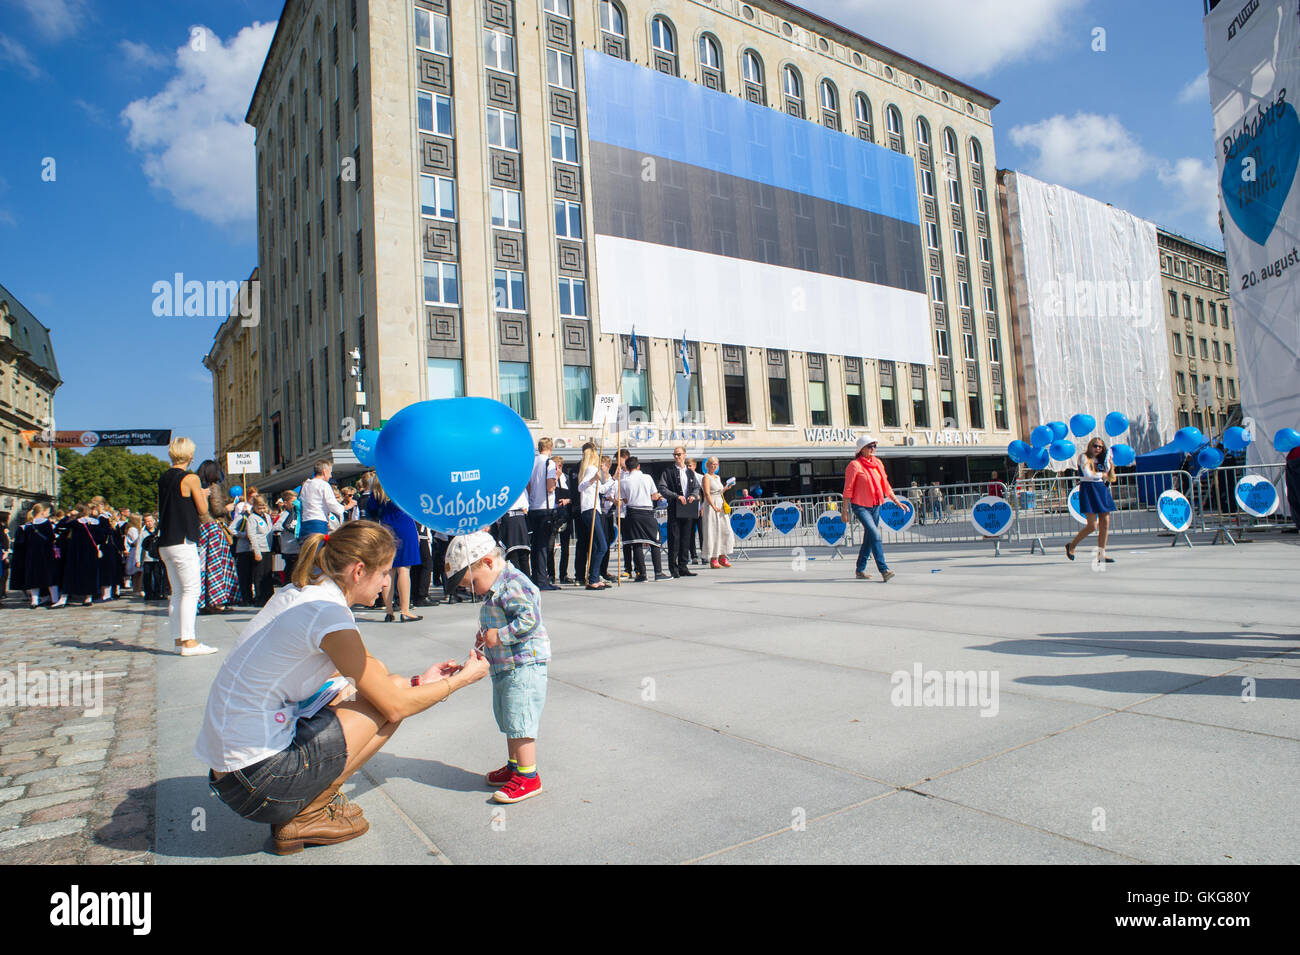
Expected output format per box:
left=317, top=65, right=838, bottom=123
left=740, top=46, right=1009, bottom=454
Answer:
left=584, top=50, right=933, bottom=366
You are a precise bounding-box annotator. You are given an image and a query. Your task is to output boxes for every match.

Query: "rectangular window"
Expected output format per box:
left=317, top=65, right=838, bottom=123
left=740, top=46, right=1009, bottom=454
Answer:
left=1225, top=343, right=1232, bottom=363
left=1172, top=331, right=1182, bottom=355
left=725, top=360, right=749, bottom=424
left=911, top=382, right=929, bottom=427
left=1196, top=299, right=1205, bottom=323
left=427, top=358, right=464, bottom=399
left=935, top=329, right=950, bottom=357
left=544, top=0, right=572, bottom=16
left=484, top=30, right=515, bottom=72
left=1199, top=338, right=1208, bottom=359
left=952, top=229, right=967, bottom=257
left=1178, top=410, right=1190, bottom=428
left=947, top=178, right=961, bottom=205
left=1221, top=306, right=1229, bottom=328
left=677, top=348, right=703, bottom=424
left=1209, top=301, right=1217, bottom=325
left=958, top=281, right=972, bottom=309
left=1168, top=290, right=1177, bottom=316
left=983, top=286, right=996, bottom=312
left=809, top=377, right=830, bottom=426
left=557, top=277, right=587, bottom=317
left=993, top=392, right=1007, bottom=430
left=491, top=187, right=523, bottom=229
left=499, top=361, right=534, bottom=420
left=419, top=174, right=455, bottom=219
left=1212, top=339, right=1221, bottom=361
left=546, top=49, right=575, bottom=89
left=486, top=107, right=519, bottom=150
left=926, top=222, right=940, bottom=249
left=622, top=364, right=649, bottom=419
left=968, top=392, right=984, bottom=429
left=963, top=332, right=977, bottom=361
left=973, top=187, right=987, bottom=214
left=493, top=269, right=526, bottom=311
left=920, top=169, right=935, bottom=197
left=880, top=384, right=898, bottom=428
left=1216, top=376, right=1224, bottom=397
left=1176, top=371, right=1186, bottom=394
left=554, top=199, right=583, bottom=239
left=1228, top=378, right=1236, bottom=398
left=988, top=336, right=1001, bottom=364
left=1182, top=294, right=1191, bottom=319
left=767, top=352, right=790, bottom=426
left=415, top=9, right=450, bottom=54
left=930, top=275, right=945, bottom=302
left=846, top=378, right=866, bottom=427
left=550, top=123, right=579, bottom=163
left=417, top=92, right=452, bottom=135
left=564, top=365, right=594, bottom=423
left=941, top=388, right=957, bottom=428
left=979, top=236, right=992, bottom=262
left=422, top=260, right=459, bottom=305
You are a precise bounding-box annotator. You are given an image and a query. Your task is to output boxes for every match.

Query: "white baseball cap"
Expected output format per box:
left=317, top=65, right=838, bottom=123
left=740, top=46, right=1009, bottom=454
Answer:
left=855, top=434, right=879, bottom=452
left=443, top=531, right=498, bottom=591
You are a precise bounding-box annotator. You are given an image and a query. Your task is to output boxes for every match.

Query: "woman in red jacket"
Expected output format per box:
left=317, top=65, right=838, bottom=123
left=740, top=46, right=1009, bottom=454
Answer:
left=842, top=435, right=903, bottom=582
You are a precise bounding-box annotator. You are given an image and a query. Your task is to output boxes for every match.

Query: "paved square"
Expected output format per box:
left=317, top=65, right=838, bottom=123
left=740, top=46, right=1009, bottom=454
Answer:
left=3, top=534, right=1297, bottom=863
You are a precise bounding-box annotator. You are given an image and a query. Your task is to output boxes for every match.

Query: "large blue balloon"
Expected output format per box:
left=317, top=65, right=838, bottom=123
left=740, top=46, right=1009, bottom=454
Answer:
left=1030, top=425, right=1054, bottom=449
left=1069, top=414, right=1096, bottom=437
left=1274, top=427, right=1300, bottom=454
left=1006, top=440, right=1031, bottom=463
left=374, top=397, right=533, bottom=535
left=1104, top=411, right=1129, bottom=437
left=1197, top=446, right=1225, bottom=470
left=1174, top=427, right=1205, bottom=454
left=1222, top=426, right=1251, bottom=453
left=351, top=429, right=379, bottom=468
left=1025, top=447, right=1051, bottom=470
left=1049, top=421, right=1069, bottom=441
left=1049, top=438, right=1076, bottom=462
left=230, top=485, right=243, bottom=498
left=1111, top=444, right=1136, bottom=468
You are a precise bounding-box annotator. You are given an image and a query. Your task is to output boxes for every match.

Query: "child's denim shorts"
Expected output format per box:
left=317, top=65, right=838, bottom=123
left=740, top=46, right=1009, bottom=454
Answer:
left=491, top=663, right=548, bottom=739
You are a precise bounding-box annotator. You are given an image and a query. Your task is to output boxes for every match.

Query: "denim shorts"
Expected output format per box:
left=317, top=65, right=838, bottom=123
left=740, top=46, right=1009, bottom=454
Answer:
left=491, top=663, right=548, bottom=739
left=208, top=708, right=349, bottom=825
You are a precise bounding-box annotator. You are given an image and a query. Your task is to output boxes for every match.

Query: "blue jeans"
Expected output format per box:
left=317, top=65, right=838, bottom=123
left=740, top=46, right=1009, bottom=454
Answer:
left=931, top=501, right=942, bottom=520
left=852, top=504, right=889, bottom=574
left=577, top=510, right=608, bottom=585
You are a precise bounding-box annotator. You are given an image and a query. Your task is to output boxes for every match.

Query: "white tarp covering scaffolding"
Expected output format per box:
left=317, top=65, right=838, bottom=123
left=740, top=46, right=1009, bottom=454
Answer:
left=1001, top=171, right=1173, bottom=454
left=1204, top=0, right=1300, bottom=473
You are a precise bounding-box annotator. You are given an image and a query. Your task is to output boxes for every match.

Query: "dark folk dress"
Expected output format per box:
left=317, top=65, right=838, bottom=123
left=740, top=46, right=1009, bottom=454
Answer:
left=22, top=520, right=57, bottom=591
left=62, top=518, right=102, bottom=597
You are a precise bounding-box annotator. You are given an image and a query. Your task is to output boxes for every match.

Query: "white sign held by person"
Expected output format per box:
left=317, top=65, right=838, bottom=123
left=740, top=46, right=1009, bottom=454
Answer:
left=1205, top=1, right=1300, bottom=467
left=227, top=451, right=261, bottom=474
left=591, top=393, right=620, bottom=430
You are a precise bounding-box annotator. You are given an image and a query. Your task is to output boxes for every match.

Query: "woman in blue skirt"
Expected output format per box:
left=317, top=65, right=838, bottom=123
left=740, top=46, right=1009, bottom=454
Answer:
left=1066, top=437, right=1116, bottom=563
left=362, top=473, right=423, bottom=623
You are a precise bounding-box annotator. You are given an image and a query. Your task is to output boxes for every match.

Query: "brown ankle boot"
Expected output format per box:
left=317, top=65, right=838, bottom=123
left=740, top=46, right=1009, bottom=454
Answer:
left=272, top=783, right=369, bottom=855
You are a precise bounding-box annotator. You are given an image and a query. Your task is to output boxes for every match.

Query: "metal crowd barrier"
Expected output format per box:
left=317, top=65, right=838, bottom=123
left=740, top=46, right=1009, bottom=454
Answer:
left=1009, top=469, right=1191, bottom=549
left=1188, top=461, right=1293, bottom=540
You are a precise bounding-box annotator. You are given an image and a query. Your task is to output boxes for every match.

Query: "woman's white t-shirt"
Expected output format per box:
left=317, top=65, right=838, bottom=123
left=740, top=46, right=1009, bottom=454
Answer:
left=193, top=577, right=357, bottom=771
left=1076, top=450, right=1110, bottom=482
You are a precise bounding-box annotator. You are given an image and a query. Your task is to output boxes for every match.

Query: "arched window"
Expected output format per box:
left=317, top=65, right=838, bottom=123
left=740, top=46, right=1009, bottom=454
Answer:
left=915, top=116, right=930, bottom=147
left=969, top=137, right=984, bottom=165
left=853, top=92, right=873, bottom=140
left=943, top=127, right=959, bottom=156
left=742, top=49, right=763, bottom=84
left=599, top=1, right=625, bottom=38
left=652, top=15, right=675, bottom=53
left=819, top=79, right=837, bottom=111
left=783, top=65, right=802, bottom=100
left=885, top=104, right=904, bottom=151
left=699, top=33, right=721, bottom=69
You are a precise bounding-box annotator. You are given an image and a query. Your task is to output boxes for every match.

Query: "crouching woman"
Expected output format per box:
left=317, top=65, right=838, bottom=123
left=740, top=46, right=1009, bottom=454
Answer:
left=194, top=519, right=489, bottom=854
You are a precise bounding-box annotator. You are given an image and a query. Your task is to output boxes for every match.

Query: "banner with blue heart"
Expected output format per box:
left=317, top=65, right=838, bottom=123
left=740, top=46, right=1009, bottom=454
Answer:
left=770, top=504, right=801, bottom=535
left=1220, top=101, right=1300, bottom=246
left=815, top=511, right=845, bottom=545
left=1156, top=490, right=1193, bottom=533
left=729, top=507, right=757, bottom=540
left=1066, top=485, right=1086, bottom=525
left=877, top=499, right=915, bottom=534
left=1234, top=474, right=1280, bottom=517
left=969, top=495, right=1014, bottom=537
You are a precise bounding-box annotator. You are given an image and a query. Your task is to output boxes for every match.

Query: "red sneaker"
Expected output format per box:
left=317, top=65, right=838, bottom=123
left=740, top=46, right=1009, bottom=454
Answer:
left=718, top=556, right=732, bottom=568
left=484, top=764, right=516, bottom=787
left=493, top=772, right=543, bottom=804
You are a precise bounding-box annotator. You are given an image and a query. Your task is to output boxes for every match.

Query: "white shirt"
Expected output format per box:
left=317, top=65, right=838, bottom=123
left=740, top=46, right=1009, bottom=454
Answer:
left=621, top=471, right=657, bottom=509
left=194, top=577, right=358, bottom=771
left=527, top=453, right=557, bottom=509
left=510, top=490, right=529, bottom=514
left=578, top=465, right=613, bottom=512
left=1077, top=451, right=1109, bottom=482
left=300, top=476, right=345, bottom=523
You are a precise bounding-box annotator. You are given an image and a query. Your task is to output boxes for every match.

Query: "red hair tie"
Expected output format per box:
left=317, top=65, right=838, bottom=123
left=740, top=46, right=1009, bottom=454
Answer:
left=323, top=533, right=330, bottom=542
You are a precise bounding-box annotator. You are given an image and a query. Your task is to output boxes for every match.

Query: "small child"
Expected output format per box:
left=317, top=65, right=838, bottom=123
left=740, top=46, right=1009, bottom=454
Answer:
left=444, top=531, right=549, bottom=804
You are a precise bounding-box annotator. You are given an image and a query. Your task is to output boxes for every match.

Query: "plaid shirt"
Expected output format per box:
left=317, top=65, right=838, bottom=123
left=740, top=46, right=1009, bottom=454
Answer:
left=479, top=563, right=550, bottom=672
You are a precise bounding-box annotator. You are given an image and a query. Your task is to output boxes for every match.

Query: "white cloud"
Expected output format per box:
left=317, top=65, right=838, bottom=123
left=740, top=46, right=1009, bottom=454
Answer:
left=1009, top=112, right=1148, bottom=186
left=0, top=33, right=42, bottom=78
left=73, top=97, right=108, bottom=125
left=8, top=0, right=90, bottom=41
left=121, top=22, right=276, bottom=228
left=806, top=0, right=1086, bottom=79
left=118, top=39, right=169, bottom=70
left=1178, top=70, right=1209, bottom=106
left=1157, top=157, right=1221, bottom=236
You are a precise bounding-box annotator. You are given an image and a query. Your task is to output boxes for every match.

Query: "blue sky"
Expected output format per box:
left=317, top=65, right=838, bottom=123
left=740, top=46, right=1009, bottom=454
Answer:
left=0, top=0, right=1219, bottom=463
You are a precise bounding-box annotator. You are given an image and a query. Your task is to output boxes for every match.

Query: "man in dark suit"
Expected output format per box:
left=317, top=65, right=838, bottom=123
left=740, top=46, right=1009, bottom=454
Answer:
left=656, top=446, right=701, bottom=577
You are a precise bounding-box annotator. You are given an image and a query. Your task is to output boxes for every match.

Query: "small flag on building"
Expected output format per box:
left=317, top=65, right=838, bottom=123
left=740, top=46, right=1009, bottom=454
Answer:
left=630, top=326, right=642, bottom=373
left=679, top=332, right=690, bottom=377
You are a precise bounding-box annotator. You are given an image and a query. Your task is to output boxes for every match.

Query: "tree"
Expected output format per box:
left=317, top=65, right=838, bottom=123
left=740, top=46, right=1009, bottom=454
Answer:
left=58, top=447, right=170, bottom=513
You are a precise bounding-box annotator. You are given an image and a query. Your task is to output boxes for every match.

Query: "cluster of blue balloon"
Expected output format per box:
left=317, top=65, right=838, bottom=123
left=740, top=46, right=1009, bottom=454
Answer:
left=1006, top=411, right=1134, bottom=469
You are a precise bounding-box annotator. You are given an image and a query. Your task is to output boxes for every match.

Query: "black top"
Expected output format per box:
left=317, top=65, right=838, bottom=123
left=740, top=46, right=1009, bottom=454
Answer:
left=158, top=467, right=200, bottom=546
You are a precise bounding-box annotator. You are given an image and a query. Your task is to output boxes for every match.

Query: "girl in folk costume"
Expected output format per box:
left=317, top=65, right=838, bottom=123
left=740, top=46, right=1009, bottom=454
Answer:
left=53, top=507, right=73, bottom=590
left=22, top=503, right=60, bottom=608
left=198, top=489, right=239, bottom=613
left=60, top=504, right=103, bottom=606
left=95, top=505, right=120, bottom=600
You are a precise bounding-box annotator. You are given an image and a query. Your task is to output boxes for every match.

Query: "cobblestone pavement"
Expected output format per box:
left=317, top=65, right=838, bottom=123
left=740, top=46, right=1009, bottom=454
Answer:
left=0, top=593, right=160, bottom=864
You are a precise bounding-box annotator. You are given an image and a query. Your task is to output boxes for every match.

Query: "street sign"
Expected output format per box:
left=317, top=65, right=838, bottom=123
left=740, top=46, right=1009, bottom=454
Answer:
left=227, top=451, right=261, bottom=474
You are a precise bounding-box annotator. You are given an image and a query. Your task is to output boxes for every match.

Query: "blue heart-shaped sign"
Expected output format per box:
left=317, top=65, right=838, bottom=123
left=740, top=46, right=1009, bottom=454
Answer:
left=877, top=499, right=915, bottom=533
left=969, top=496, right=1014, bottom=537
left=816, top=512, right=845, bottom=545
left=1067, top=486, right=1086, bottom=525
left=1234, top=475, right=1279, bottom=517
left=730, top=508, right=756, bottom=540
left=1156, top=490, right=1192, bottom=532
left=770, top=504, right=801, bottom=535
left=1222, top=102, right=1300, bottom=246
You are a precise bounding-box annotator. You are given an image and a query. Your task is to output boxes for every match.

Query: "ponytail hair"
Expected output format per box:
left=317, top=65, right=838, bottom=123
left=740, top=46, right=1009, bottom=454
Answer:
left=291, top=519, right=397, bottom=590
